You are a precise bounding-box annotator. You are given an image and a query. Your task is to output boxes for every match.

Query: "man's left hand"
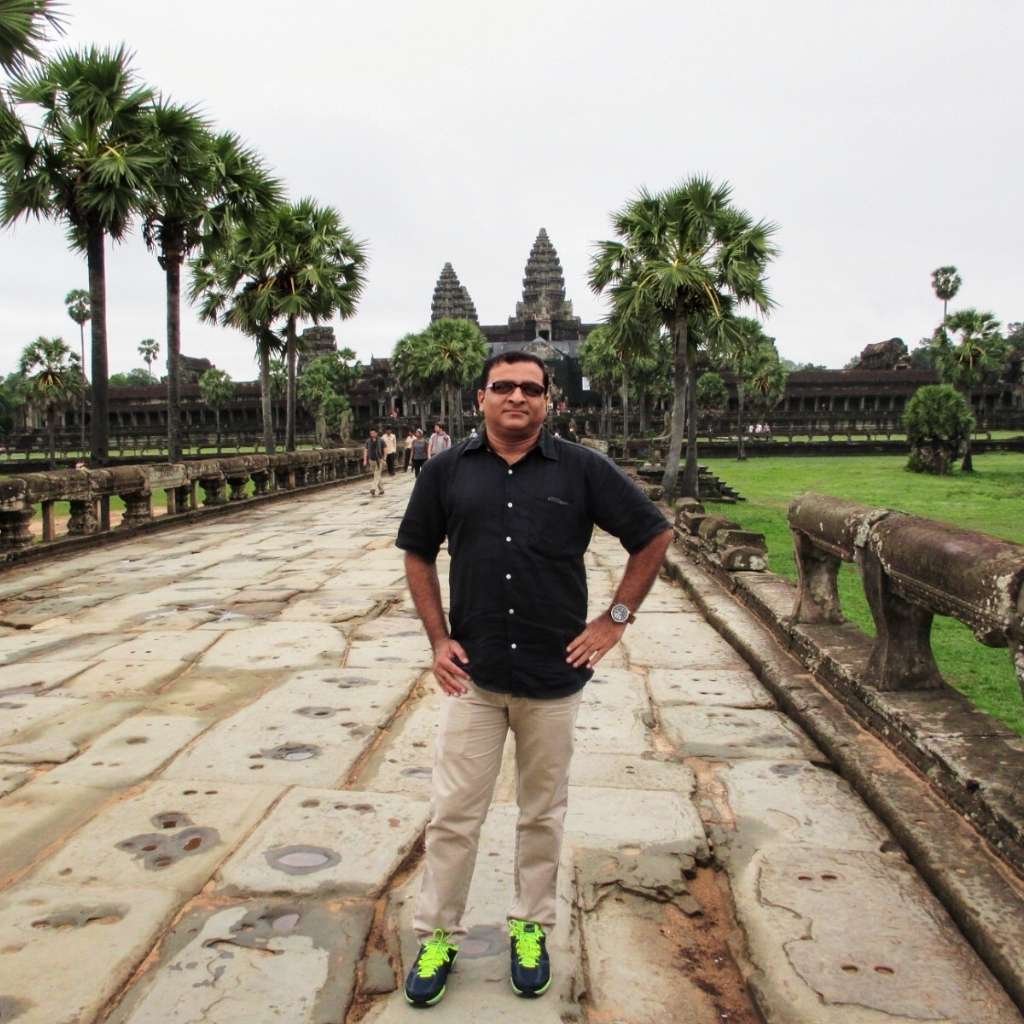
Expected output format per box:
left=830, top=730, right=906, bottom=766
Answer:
left=566, top=615, right=626, bottom=669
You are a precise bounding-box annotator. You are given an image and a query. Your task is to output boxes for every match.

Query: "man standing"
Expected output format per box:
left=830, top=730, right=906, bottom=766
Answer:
left=426, top=421, right=451, bottom=459
left=382, top=426, right=398, bottom=476
left=363, top=427, right=386, bottom=497
left=396, top=351, right=672, bottom=1008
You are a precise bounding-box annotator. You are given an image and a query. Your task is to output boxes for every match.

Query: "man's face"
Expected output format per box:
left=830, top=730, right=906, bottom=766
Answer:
left=477, top=360, right=548, bottom=436
left=370, top=430, right=378, bottom=440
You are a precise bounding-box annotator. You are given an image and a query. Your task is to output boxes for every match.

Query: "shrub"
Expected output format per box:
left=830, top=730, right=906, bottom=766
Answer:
left=903, top=384, right=974, bottom=474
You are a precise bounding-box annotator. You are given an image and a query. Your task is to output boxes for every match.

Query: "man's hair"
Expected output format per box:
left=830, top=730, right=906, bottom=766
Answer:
left=479, top=351, right=549, bottom=391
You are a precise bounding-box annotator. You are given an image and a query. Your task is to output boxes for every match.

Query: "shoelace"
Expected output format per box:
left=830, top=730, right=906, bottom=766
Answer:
left=417, top=928, right=456, bottom=978
left=509, top=920, right=543, bottom=968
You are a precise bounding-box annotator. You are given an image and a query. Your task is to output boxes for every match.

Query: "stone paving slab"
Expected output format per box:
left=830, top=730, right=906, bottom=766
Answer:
left=45, top=713, right=208, bottom=789
left=0, top=881, right=181, bottom=1024
left=196, top=621, right=348, bottom=673
left=0, top=693, right=85, bottom=744
left=30, top=779, right=281, bottom=897
left=568, top=752, right=696, bottom=792
left=217, top=787, right=429, bottom=897
left=737, top=846, right=1022, bottom=1023
left=0, top=698, right=141, bottom=766
left=357, top=690, right=440, bottom=799
left=648, top=665, right=776, bottom=708
left=660, top=705, right=826, bottom=762
left=0, top=660, right=88, bottom=696
left=572, top=697, right=652, bottom=756
left=161, top=666, right=417, bottom=786
left=61, top=658, right=190, bottom=697
left=623, top=613, right=750, bottom=669
left=104, top=899, right=373, bottom=1024
left=279, top=591, right=385, bottom=623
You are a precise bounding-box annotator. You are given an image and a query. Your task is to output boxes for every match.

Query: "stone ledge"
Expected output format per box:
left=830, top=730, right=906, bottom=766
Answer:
left=661, top=541, right=1024, bottom=1015
left=0, top=467, right=372, bottom=574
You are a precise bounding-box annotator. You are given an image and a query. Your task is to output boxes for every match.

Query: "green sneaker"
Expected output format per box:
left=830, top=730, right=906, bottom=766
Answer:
left=508, top=918, right=551, bottom=997
left=404, top=928, right=458, bottom=1008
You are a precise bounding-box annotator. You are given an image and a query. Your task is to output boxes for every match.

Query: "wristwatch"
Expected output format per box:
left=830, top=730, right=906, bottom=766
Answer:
left=609, top=603, right=636, bottom=625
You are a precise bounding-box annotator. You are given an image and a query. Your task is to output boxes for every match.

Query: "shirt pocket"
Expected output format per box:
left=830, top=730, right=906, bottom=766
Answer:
left=528, top=494, right=587, bottom=558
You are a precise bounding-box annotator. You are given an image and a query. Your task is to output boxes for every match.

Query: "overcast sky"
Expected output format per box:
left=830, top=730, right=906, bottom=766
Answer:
left=1, top=0, right=1021, bottom=381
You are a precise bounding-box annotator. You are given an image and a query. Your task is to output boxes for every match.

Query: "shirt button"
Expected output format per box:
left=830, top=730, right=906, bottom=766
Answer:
left=510, top=643, right=517, bottom=650
left=507, top=501, right=513, bottom=508
left=505, top=573, right=512, bottom=580
left=508, top=469, right=513, bottom=475
left=509, top=608, right=515, bottom=614
left=505, top=536, right=511, bottom=542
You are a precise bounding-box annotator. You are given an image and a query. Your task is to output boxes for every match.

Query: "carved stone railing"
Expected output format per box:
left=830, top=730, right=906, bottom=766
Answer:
left=789, top=493, right=1024, bottom=697
left=0, top=447, right=368, bottom=557
left=673, top=497, right=769, bottom=572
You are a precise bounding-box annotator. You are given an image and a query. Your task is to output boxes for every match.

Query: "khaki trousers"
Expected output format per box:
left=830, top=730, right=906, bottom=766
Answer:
left=413, top=682, right=583, bottom=941
left=371, top=459, right=384, bottom=492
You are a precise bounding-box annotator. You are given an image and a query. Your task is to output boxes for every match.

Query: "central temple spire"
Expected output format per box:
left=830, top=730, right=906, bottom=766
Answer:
left=430, top=262, right=478, bottom=323
left=514, top=228, right=573, bottom=322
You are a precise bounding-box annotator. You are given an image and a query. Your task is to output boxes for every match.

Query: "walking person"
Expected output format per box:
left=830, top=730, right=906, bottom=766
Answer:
left=410, top=428, right=428, bottom=477
left=382, top=426, right=398, bottom=476
left=396, top=351, right=673, bottom=1008
left=404, top=429, right=416, bottom=471
left=427, top=422, right=451, bottom=459
left=364, top=428, right=386, bottom=497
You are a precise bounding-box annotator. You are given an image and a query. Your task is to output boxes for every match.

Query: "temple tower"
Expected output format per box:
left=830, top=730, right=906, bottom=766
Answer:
left=430, top=263, right=478, bottom=322
left=512, top=227, right=575, bottom=327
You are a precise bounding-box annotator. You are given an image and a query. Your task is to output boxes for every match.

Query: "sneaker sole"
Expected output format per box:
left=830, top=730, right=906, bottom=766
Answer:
left=510, top=976, right=551, bottom=998
left=404, top=984, right=446, bottom=1007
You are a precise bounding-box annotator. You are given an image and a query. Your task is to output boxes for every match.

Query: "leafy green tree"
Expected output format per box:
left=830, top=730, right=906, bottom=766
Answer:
left=748, top=343, right=787, bottom=425
left=904, top=384, right=974, bottom=475
left=580, top=325, right=621, bottom=441
left=629, top=330, right=672, bottom=436
left=19, top=334, right=81, bottom=465
left=0, top=0, right=64, bottom=143
left=268, top=356, right=286, bottom=433
left=931, top=266, right=962, bottom=322
left=933, top=308, right=1004, bottom=471
left=711, top=316, right=778, bottom=459
left=298, top=349, right=359, bottom=445
left=392, top=330, right=440, bottom=430
left=138, top=337, right=159, bottom=378
left=1, top=45, right=156, bottom=464
left=64, top=286, right=90, bottom=449
left=0, top=370, right=28, bottom=434
left=109, top=368, right=158, bottom=387
left=420, top=318, right=488, bottom=438
left=590, top=176, right=777, bottom=497
left=696, top=372, right=727, bottom=422
left=197, top=367, right=234, bottom=453
left=142, top=102, right=281, bottom=459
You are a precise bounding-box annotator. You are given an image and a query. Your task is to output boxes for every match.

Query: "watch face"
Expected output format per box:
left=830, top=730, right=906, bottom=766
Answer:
left=610, top=604, right=630, bottom=624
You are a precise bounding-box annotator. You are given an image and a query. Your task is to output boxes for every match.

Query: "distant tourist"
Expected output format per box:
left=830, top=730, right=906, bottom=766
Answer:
left=404, top=430, right=416, bottom=471
left=382, top=427, right=398, bottom=476
left=363, top=428, right=386, bottom=497
left=410, top=428, right=428, bottom=476
left=427, top=422, right=451, bottom=459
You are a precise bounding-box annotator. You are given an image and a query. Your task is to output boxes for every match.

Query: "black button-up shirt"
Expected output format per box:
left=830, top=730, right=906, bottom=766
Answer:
left=396, top=429, right=669, bottom=699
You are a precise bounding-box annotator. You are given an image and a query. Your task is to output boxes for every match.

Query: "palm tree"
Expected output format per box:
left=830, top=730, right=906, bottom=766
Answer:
left=714, top=316, right=776, bottom=460
left=590, top=176, right=778, bottom=497
left=197, top=367, right=234, bottom=453
left=142, top=103, right=282, bottom=460
left=64, top=287, right=90, bottom=450
left=268, top=356, right=286, bottom=436
left=392, top=330, right=439, bottom=430
left=0, top=0, right=64, bottom=143
left=933, top=308, right=1004, bottom=472
left=931, top=266, right=962, bottom=322
left=747, top=344, right=787, bottom=430
left=19, top=334, right=81, bottom=466
left=420, top=318, right=488, bottom=439
left=580, top=325, right=620, bottom=441
left=1, top=45, right=156, bottom=465
left=138, top=337, right=159, bottom=379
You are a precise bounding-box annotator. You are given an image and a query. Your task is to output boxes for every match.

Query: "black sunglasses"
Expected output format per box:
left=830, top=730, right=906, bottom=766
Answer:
left=485, top=380, right=547, bottom=398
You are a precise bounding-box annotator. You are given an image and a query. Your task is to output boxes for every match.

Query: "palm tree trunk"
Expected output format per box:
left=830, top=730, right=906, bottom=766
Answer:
left=285, top=315, right=298, bottom=451
left=661, top=320, right=687, bottom=498
left=621, top=367, right=630, bottom=458
left=419, top=396, right=427, bottom=432
left=86, top=224, right=109, bottom=466
left=316, top=409, right=326, bottom=446
left=165, top=248, right=183, bottom=462
left=961, top=386, right=974, bottom=472
left=259, top=347, right=276, bottom=454
left=639, top=391, right=647, bottom=436
left=78, top=322, right=86, bottom=454
left=682, top=336, right=699, bottom=497
left=47, top=406, right=56, bottom=468
left=439, top=384, right=447, bottom=424
left=215, top=408, right=222, bottom=454
left=737, top=383, right=746, bottom=460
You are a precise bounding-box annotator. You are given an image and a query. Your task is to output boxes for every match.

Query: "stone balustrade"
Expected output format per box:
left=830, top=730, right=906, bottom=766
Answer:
left=789, top=493, right=1024, bottom=696
left=0, top=447, right=367, bottom=557
left=673, top=498, right=769, bottom=572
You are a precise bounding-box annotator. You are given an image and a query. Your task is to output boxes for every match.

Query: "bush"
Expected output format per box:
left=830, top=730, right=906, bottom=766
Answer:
left=903, top=384, right=974, bottom=474
left=697, top=372, right=728, bottom=413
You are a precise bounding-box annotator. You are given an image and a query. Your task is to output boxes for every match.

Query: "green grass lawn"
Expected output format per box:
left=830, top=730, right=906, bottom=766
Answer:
left=698, top=452, right=1024, bottom=735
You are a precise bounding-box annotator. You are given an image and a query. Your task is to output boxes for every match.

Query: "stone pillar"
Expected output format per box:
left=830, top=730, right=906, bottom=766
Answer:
left=0, top=509, right=34, bottom=551
left=67, top=499, right=100, bottom=536
left=119, top=491, right=153, bottom=529
left=200, top=476, right=227, bottom=506
left=227, top=475, right=248, bottom=502
left=252, top=470, right=270, bottom=496
left=170, top=484, right=192, bottom=513
left=790, top=530, right=845, bottom=624
left=41, top=500, right=57, bottom=542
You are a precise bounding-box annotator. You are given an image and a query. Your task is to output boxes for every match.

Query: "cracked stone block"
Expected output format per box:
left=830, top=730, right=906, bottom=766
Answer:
left=0, top=661, right=89, bottom=696
left=0, top=882, right=180, bottom=1024
left=573, top=699, right=652, bottom=756
left=568, top=753, right=696, bottom=793
left=583, top=666, right=649, bottom=709
left=0, top=694, right=85, bottom=744
left=623, top=614, right=749, bottom=669
left=216, top=787, right=429, bottom=897
left=0, top=766, right=30, bottom=798
left=61, top=659, right=188, bottom=697
left=648, top=666, right=775, bottom=708
left=356, top=691, right=441, bottom=799
left=197, top=621, right=348, bottom=672
left=659, top=706, right=825, bottom=762
left=46, top=714, right=207, bottom=789
left=279, top=592, right=383, bottom=623
left=735, top=847, right=1021, bottom=1024
left=565, top=785, right=709, bottom=863
left=161, top=667, right=415, bottom=786
left=105, top=900, right=373, bottom=1024
left=31, top=779, right=281, bottom=897
left=345, top=632, right=433, bottom=670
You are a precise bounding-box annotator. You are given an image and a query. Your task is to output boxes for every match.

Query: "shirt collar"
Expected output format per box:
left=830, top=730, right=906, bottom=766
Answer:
left=463, top=427, right=560, bottom=461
